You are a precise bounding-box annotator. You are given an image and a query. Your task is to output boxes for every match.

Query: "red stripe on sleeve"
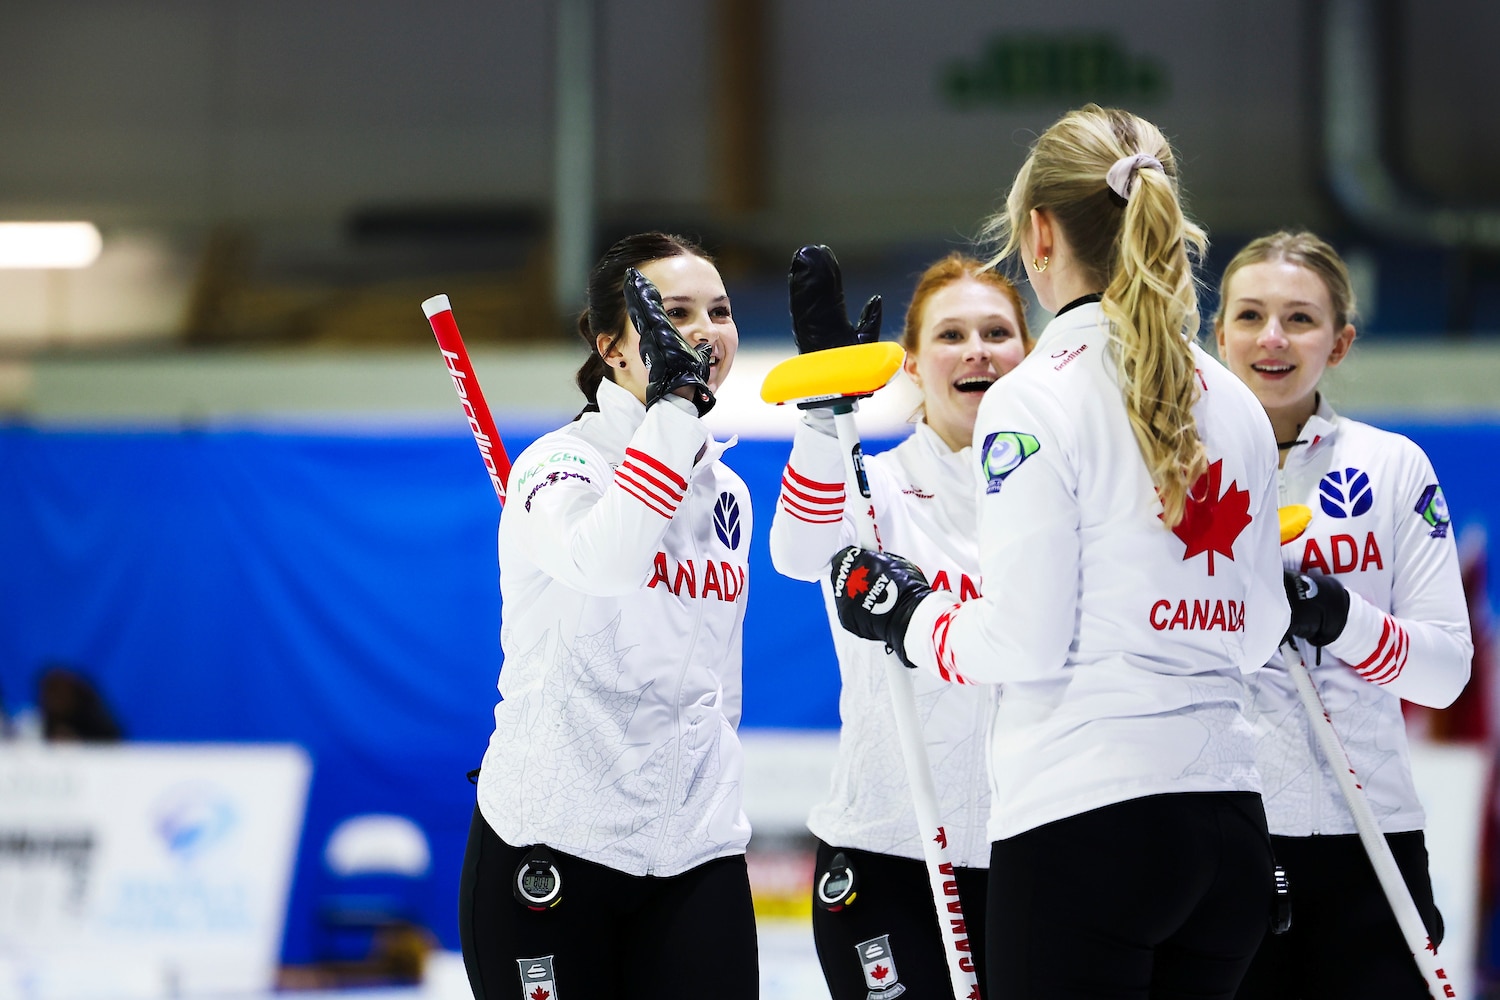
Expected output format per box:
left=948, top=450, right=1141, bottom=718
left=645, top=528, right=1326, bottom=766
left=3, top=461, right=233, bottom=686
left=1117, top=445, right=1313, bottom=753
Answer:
left=783, top=464, right=845, bottom=496
left=625, top=447, right=687, bottom=492
left=932, top=605, right=972, bottom=684
left=778, top=488, right=842, bottom=520
left=778, top=497, right=844, bottom=524
left=621, top=458, right=686, bottom=505
left=781, top=473, right=845, bottom=510
left=1364, top=624, right=1410, bottom=685
left=616, top=467, right=680, bottom=513
left=1349, top=617, right=1394, bottom=673
left=614, top=474, right=675, bottom=518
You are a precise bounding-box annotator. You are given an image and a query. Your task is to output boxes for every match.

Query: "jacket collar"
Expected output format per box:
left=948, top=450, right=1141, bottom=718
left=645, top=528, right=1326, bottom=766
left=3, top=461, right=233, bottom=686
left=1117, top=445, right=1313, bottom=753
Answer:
left=912, top=419, right=973, bottom=473
left=1282, top=394, right=1340, bottom=465
left=589, top=378, right=736, bottom=467
left=1032, top=299, right=1108, bottom=355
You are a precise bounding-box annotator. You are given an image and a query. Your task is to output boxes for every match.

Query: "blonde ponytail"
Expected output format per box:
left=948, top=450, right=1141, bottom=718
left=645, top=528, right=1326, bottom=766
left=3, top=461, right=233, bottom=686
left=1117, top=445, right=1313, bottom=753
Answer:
left=1102, top=163, right=1208, bottom=528
left=985, top=105, right=1208, bottom=528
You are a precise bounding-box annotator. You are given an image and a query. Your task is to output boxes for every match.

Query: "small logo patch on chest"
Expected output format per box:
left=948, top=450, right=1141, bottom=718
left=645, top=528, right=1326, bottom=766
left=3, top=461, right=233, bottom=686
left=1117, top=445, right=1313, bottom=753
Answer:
left=1318, top=468, right=1373, bottom=518
left=714, top=491, right=742, bottom=549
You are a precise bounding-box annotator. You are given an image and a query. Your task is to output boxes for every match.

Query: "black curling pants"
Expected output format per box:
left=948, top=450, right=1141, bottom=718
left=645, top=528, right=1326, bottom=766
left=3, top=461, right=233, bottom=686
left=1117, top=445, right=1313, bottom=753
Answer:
left=458, top=806, right=758, bottom=1000
left=1234, top=831, right=1443, bottom=1000
left=987, top=791, right=1275, bottom=1000
left=810, top=839, right=989, bottom=999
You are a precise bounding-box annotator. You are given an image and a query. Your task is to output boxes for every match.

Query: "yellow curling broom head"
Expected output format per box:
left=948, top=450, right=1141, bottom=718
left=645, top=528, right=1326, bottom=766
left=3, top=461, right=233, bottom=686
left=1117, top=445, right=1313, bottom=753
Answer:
left=759, top=342, right=906, bottom=405
left=1278, top=504, right=1313, bottom=546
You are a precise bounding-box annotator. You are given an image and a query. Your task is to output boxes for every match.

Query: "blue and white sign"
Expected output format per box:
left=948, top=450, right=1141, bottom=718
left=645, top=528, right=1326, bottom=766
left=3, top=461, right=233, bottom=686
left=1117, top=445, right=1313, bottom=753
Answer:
left=0, top=744, right=311, bottom=999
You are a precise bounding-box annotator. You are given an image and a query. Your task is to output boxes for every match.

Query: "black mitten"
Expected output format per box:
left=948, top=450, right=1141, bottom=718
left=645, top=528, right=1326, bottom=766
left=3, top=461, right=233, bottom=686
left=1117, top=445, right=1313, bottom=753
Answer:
left=829, top=545, right=931, bottom=668
left=1284, top=570, right=1351, bottom=647
left=625, top=268, right=715, bottom=416
left=789, top=245, right=883, bottom=355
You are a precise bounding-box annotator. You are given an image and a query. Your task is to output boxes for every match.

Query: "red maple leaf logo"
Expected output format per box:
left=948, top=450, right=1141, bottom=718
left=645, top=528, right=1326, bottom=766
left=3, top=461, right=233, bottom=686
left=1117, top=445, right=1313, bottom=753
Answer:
left=968, top=988, right=982, bottom=1000
left=871, top=963, right=890, bottom=981
left=530, top=988, right=550, bottom=1000
left=1164, top=459, right=1251, bottom=575
left=845, top=565, right=871, bottom=598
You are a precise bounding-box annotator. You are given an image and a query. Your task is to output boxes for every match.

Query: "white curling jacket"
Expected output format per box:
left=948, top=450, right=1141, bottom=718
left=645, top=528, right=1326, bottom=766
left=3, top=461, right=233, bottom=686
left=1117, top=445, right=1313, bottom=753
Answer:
left=770, top=417, right=995, bottom=868
left=477, top=379, right=753, bottom=877
left=1248, top=397, right=1471, bottom=836
left=902, top=301, right=1290, bottom=840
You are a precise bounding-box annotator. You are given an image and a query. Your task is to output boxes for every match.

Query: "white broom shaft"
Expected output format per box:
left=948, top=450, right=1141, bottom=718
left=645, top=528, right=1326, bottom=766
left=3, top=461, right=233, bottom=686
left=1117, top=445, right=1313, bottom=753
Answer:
left=1284, top=640, right=1455, bottom=998
left=832, top=405, right=980, bottom=1000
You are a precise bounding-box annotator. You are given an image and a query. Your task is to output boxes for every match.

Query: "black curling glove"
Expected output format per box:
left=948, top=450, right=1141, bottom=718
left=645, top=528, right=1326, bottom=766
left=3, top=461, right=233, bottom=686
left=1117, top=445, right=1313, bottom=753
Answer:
left=1283, top=569, right=1351, bottom=647
left=829, top=545, right=932, bottom=669
left=624, top=267, right=715, bottom=416
left=788, top=245, right=883, bottom=355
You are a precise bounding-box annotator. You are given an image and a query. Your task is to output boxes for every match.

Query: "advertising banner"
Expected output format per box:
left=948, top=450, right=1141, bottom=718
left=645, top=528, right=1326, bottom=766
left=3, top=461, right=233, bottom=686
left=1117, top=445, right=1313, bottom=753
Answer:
left=0, top=744, right=311, bottom=999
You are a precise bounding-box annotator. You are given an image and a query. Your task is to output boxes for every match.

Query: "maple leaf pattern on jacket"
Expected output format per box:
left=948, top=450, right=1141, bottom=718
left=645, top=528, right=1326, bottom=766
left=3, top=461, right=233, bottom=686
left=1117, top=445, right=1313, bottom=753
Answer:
left=1246, top=660, right=1410, bottom=830
left=530, top=989, right=550, bottom=1000
left=1166, top=459, right=1252, bottom=575
left=1171, top=677, right=1259, bottom=783
left=487, top=614, right=745, bottom=862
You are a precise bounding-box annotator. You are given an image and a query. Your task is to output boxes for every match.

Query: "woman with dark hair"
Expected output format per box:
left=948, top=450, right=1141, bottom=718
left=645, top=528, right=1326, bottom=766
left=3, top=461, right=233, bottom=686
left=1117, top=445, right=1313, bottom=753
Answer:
left=37, top=664, right=122, bottom=742
left=829, top=105, right=1289, bottom=996
left=770, top=248, right=1030, bottom=999
left=458, top=233, right=756, bottom=1000
left=1215, top=231, right=1470, bottom=999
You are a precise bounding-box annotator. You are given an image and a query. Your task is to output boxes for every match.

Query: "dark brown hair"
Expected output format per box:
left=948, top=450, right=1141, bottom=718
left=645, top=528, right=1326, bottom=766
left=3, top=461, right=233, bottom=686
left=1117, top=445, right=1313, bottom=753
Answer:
left=573, top=232, right=711, bottom=416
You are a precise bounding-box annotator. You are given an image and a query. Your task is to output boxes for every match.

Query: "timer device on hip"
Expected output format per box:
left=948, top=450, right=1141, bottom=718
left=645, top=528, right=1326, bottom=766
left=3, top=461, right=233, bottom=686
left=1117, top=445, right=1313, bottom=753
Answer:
left=816, top=851, right=859, bottom=911
left=514, top=846, right=563, bottom=910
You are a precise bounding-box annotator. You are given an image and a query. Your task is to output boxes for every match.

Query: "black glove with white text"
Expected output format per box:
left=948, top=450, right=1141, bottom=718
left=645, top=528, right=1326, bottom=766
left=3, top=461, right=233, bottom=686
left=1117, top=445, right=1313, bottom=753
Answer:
left=789, top=245, right=883, bottom=356
left=625, top=267, right=715, bottom=417
left=1283, top=569, right=1351, bottom=647
left=829, top=545, right=931, bottom=669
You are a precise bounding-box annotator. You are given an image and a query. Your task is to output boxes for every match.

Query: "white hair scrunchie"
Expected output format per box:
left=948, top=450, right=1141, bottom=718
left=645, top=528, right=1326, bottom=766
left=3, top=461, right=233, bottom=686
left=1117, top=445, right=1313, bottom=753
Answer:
left=1106, top=153, right=1164, bottom=201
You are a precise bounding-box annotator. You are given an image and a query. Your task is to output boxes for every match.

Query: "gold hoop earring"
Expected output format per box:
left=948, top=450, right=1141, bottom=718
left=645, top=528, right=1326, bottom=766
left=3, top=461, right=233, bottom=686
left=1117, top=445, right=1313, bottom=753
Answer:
left=1033, top=255, right=1049, bottom=273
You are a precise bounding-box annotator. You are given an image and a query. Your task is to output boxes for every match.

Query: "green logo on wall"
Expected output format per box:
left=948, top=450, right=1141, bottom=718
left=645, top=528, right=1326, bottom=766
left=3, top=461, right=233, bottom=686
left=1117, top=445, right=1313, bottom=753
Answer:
left=942, top=34, right=1169, bottom=108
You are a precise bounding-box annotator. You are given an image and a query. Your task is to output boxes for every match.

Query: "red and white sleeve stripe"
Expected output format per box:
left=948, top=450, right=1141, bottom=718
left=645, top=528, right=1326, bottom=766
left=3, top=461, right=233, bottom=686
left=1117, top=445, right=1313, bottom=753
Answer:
left=779, top=465, right=845, bottom=524
left=1348, top=614, right=1411, bottom=686
left=931, top=604, right=975, bottom=685
left=615, top=447, right=688, bottom=519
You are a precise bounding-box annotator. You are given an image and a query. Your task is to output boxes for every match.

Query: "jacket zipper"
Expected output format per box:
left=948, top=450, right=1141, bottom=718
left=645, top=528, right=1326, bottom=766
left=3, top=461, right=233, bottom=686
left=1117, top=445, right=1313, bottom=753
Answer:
left=1303, top=640, right=1323, bottom=836
left=963, top=691, right=986, bottom=864
left=645, top=486, right=706, bottom=875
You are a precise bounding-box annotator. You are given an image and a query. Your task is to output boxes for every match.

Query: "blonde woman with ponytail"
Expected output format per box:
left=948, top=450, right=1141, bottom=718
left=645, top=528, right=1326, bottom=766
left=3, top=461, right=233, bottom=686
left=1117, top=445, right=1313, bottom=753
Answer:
left=827, top=106, right=1289, bottom=997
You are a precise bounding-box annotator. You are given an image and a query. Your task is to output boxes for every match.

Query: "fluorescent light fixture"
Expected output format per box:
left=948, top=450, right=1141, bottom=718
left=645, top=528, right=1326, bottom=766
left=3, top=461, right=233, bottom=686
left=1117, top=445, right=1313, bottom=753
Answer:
left=0, top=222, right=103, bottom=268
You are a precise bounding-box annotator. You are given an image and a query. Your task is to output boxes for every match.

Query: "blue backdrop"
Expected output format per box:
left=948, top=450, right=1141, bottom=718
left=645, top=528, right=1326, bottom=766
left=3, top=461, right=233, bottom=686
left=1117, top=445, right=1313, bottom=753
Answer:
left=1, top=416, right=1495, bottom=962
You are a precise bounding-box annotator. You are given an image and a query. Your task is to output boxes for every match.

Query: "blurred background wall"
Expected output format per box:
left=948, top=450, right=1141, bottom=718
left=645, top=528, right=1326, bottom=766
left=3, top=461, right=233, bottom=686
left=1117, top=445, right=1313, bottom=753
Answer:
left=0, top=0, right=1499, bottom=354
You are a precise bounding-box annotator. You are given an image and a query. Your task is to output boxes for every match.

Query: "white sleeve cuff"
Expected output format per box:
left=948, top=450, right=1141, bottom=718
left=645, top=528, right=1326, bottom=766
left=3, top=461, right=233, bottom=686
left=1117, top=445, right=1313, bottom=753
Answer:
left=902, top=591, right=950, bottom=675
left=800, top=407, right=838, bottom=438
left=1325, top=590, right=1386, bottom=668
left=662, top=394, right=700, bottom=417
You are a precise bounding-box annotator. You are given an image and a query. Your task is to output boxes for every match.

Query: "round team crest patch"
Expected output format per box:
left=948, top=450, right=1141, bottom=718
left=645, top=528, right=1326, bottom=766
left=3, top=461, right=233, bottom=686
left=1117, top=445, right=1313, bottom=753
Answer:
left=981, top=431, right=1041, bottom=495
